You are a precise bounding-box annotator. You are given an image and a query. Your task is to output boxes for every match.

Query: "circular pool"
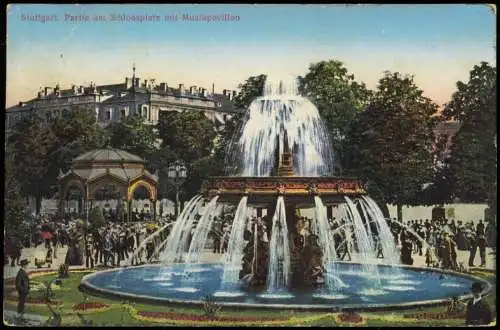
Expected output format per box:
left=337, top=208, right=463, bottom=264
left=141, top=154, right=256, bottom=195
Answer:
left=80, top=262, right=492, bottom=311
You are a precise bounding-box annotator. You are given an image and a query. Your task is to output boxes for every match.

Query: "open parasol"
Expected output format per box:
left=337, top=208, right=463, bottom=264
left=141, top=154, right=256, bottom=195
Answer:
left=40, top=231, right=53, bottom=240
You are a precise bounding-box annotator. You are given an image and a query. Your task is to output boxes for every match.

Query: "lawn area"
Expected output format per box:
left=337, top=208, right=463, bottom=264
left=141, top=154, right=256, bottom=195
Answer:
left=3, top=268, right=496, bottom=326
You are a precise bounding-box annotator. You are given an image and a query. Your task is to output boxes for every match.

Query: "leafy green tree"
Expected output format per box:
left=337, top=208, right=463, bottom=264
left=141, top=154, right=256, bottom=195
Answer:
left=7, top=112, right=58, bottom=211
left=48, top=107, right=107, bottom=172
left=4, top=152, right=30, bottom=240
left=345, top=71, right=439, bottom=221
left=156, top=111, right=217, bottom=203
left=182, top=156, right=224, bottom=198
left=157, top=111, right=216, bottom=163
left=440, top=62, right=496, bottom=205
left=106, top=114, right=159, bottom=170
left=149, top=145, right=180, bottom=199
left=298, top=60, right=372, bottom=171
left=232, top=74, right=267, bottom=110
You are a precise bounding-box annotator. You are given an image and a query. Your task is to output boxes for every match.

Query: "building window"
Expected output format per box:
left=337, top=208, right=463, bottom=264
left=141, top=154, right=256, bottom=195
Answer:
left=105, top=110, right=111, bottom=121
left=121, top=109, right=126, bottom=118
left=142, top=105, right=148, bottom=118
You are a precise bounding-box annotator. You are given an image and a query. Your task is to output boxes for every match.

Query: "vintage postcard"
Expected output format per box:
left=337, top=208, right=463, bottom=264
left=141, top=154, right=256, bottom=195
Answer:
left=4, top=3, right=496, bottom=327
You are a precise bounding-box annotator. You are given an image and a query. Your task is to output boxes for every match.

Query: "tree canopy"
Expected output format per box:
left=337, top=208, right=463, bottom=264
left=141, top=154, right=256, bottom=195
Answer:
left=345, top=71, right=439, bottom=217
left=298, top=60, right=372, bottom=171
left=106, top=114, right=159, bottom=170
left=7, top=112, right=58, bottom=205
left=440, top=62, right=496, bottom=205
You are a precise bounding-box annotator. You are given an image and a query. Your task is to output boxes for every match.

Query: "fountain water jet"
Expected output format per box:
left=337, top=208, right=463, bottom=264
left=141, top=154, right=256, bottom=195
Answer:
left=221, top=196, right=248, bottom=288
left=267, top=196, right=291, bottom=292
left=185, top=196, right=220, bottom=264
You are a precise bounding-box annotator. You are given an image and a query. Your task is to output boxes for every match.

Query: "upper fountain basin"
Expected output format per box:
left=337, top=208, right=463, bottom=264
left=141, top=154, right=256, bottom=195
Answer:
left=201, top=176, right=366, bottom=206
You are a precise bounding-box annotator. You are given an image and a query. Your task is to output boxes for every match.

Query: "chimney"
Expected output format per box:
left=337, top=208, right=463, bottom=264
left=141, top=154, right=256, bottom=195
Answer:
left=159, top=82, right=168, bottom=93
left=201, top=88, right=208, bottom=97
left=18, top=101, right=25, bottom=107
left=54, top=84, right=61, bottom=97
left=125, top=77, right=132, bottom=89
left=79, top=85, right=85, bottom=94
left=189, top=85, right=197, bottom=95
left=44, top=87, right=53, bottom=96
left=212, top=83, right=215, bottom=95
left=223, top=89, right=228, bottom=97
left=232, top=90, right=237, bottom=100
left=134, top=78, right=140, bottom=87
left=72, top=85, right=78, bottom=94
left=179, top=84, right=185, bottom=95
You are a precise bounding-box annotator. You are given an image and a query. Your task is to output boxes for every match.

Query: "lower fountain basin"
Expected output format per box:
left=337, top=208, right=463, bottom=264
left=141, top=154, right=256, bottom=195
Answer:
left=80, top=262, right=491, bottom=311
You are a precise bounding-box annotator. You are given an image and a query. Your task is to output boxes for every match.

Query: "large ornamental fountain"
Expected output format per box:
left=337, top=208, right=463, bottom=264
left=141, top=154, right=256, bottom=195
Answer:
left=81, top=76, right=491, bottom=310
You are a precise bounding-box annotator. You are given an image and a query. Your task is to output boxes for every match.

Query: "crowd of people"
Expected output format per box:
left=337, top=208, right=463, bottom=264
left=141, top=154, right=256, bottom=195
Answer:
left=3, top=212, right=176, bottom=269
left=4, top=209, right=497, bottom=275
left=386, top=217, right=496, bottom=270
left=325, top=216, right=496, bottom=271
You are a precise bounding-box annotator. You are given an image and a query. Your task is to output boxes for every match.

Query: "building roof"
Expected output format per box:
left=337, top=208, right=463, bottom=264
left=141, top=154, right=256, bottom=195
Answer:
left=63, top=167, right=158, bottom=183
left=73, top=148, right=145, bottom=164
left=59, top=148, right=158, bottom=183
left=211, top=94, right=243, bottom=113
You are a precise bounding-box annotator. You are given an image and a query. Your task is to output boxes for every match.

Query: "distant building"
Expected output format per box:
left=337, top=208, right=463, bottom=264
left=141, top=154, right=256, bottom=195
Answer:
left=5, top=66, right=242, bottom=137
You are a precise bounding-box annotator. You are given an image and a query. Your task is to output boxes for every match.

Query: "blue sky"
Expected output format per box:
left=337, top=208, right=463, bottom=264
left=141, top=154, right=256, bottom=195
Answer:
left=6, top=4, right=496, bottom=107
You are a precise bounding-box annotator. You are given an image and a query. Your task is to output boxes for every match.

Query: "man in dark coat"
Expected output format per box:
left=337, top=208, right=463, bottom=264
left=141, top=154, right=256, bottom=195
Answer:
left=476, top=220, right=485, bottom=236
left=468, top=233, right=478, bottom=267
left=15, top=259, right=31, bottom=315
left=477, top=234, right=487, bottom=267
left=465, top=282, right=492, bottom=325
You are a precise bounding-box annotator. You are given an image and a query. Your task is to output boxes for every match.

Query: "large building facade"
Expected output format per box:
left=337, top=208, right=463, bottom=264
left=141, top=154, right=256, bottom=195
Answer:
left=5, top=67, right=241, bottom=136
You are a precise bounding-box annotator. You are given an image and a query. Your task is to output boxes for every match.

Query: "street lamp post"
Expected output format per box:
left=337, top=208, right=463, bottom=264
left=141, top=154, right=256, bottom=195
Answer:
left=167, top=160, right=187, bottom=220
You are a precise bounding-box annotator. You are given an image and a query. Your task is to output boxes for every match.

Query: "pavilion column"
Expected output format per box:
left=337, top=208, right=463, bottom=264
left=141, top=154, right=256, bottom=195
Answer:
left=127, top=199, right=132, bottom=222
left=152, top=200, right=157, bottom=221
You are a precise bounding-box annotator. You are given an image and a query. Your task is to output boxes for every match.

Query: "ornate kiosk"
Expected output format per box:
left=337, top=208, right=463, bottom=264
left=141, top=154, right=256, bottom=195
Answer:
left=58, top=148, right=158, bottom=221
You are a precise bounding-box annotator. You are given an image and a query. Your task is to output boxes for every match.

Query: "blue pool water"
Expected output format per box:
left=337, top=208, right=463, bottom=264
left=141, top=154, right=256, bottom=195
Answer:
left=82, top=263, right=484, bottom=309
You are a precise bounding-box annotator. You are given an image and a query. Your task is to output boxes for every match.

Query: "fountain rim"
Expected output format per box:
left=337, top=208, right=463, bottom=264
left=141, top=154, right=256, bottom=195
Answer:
left=79, top=261, right=493, bottom=312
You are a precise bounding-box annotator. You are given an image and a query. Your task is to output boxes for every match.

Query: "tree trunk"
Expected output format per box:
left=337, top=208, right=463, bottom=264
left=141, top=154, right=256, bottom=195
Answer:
left=397, top=204, right=403, bottom=223
left=36, top=195, right=43, bottom=215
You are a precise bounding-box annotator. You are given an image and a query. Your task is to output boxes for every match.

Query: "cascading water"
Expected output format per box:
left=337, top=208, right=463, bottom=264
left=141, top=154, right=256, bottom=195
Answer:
left=360, top=196, right=400, bottom=265
left=161, top=196, right=205, bottom=263
left=267, top=196, right=291, bottom=292
left=358, top=200, right=375, bottom=252
left=221, top=196, right=248, bottom=288
left=313, top=196, right=346, bottom=290
left=161, top=195, right=204, bottom=264
left=225, top=77, right=335, bottom=177
left=344, top=196, right=381, bottom=285
left=125, top=194, right=203, bottom=266
left=185, top=196, right=220, bottom=264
